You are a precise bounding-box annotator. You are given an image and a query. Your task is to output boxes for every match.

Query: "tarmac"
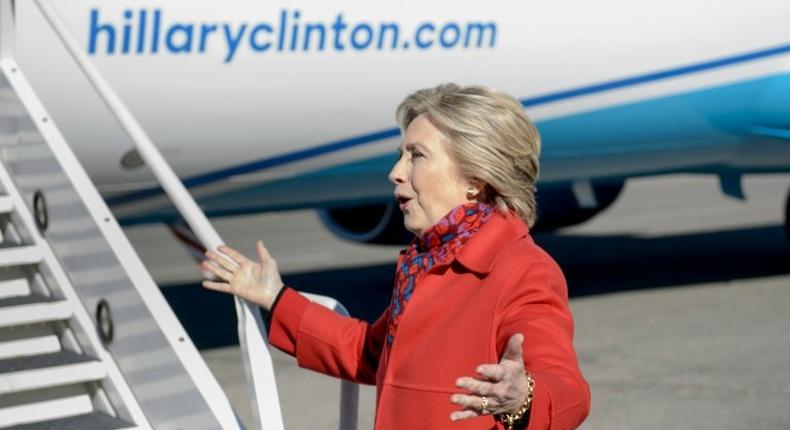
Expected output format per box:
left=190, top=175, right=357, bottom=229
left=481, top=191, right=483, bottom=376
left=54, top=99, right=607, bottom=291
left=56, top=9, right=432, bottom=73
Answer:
left=125, top=173, right=790, bottom=430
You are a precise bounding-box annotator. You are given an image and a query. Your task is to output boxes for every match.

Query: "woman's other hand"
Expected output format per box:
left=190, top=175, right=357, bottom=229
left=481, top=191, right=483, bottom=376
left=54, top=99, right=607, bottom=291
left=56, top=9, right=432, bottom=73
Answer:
left=450, top=333, right=529, bottom=421
left=202, top=241, right=284, bottom=311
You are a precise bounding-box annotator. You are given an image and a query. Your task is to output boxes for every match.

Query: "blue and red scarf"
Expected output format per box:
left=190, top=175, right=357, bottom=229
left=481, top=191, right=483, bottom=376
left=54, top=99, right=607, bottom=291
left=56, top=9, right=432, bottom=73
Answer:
left=386, top=201, right=495, bottom=347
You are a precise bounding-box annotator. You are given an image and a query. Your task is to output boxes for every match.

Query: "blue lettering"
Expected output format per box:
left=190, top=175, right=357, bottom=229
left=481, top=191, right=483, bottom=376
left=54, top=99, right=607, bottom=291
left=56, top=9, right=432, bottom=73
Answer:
left=277, top=10, right=287, bottom=51
left=85, top=8, right=496, bottom=62
left=88, top=9, right=115, bottom=54
left=464, top=22, right=497, bottom=48
left=165, top=23, right=194, bottom=53
left=250, top=23, right=273, bottom=52
left=223, top=24, right=248, bottom=62
left=415, top=23, right=434, bottom=49
left=331, top=14, right=347, bottom=50
left=351, top=23, right=373, bottom=50
left=378, top=23, right=398, bottom=50
left=199, top=24, right=218, bottom=52
left=121, top=10, right=133, bottom=54
left=439, top=23, right=460, bottom=48
left=151, top=9, right=162, bottom=53
left=136, top=10, right=148, bottom=54
left=289, top=10, right=301, bottom=51
left=303, top=23, right=325, bottom=51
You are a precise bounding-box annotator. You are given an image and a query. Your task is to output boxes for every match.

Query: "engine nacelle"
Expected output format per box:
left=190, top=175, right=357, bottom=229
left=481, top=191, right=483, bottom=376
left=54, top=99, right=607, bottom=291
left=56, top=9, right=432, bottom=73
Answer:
left=318, top=202, right=413, bottom=244
left=532, top=181, right=625, bottom=232
left=318, top=181, right=625, bottom=244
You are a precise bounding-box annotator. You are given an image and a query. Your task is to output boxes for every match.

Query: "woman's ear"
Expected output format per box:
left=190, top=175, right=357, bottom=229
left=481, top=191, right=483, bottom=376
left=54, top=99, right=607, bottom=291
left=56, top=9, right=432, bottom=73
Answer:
left=465, top=180, right=487, bottom=201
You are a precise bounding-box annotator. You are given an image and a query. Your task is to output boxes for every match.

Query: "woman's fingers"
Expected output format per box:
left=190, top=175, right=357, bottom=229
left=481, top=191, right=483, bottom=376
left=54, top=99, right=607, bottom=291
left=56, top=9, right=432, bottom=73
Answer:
left=476, top=364, right=506, bottom=381
left=450, top=338, right=529, bottom=423
left=256, top=241, right=272, bottom=264
left=450, top=384, right=517, bottom=422
left=449, top=409, right=479, bottom=421
left=202, top=260, right=233, bottom=281
left=205, top=250, right=237, bottom=272
left=202, top=280, right=231, bottom=293
left=453, top=359, right=527, bottom=420
left=456, top=377, right=497, bottom=396
left=501, top=333, right=524, bottom=363
left=450, top=393, right=501, bottom=414
left=217, top=245, right=248, bottom=265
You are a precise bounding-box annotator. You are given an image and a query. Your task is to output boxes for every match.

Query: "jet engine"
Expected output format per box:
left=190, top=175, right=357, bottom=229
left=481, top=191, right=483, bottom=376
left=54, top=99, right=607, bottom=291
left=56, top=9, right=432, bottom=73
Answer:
left=318, top=202, right=413, bottom=244
left=532, top=181, right=625, bottom=232
left=318, top=181, right=625, bottom=244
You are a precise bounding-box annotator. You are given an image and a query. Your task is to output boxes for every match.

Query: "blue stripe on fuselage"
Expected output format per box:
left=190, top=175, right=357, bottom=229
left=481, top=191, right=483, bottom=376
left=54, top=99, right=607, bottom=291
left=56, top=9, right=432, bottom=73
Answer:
left=107, top=42, right=790, bottom=206
left=117, top=73, right=790, bottom=225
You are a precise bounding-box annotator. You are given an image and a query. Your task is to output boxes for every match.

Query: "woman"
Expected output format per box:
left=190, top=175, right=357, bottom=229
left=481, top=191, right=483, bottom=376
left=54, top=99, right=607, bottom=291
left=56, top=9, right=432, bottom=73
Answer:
left=203, top=84, right=590, bottom=429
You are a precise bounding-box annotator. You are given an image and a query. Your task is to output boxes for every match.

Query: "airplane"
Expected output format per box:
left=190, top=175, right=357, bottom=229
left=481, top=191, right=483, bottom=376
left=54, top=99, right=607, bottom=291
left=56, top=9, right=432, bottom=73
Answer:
left=13, top=0, right=790, bottom=247
left=0, top=1, right=787, bottom=429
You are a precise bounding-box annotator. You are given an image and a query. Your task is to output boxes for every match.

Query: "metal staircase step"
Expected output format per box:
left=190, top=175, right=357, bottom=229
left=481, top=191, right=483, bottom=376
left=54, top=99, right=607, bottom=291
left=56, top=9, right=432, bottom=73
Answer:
left=0, top=295, right=72, bottom=328
left=6, top=411, right=135, bottom=430
left=0, top=195, right=13, bottom=214
left=0, top=385, right=94, bottom=428
left=0, top=324, right=60, bottom=360
left=0, top=350, right=106, bottom=395
left=0, top=275, right=31, bottom=300
left=0, top=245, right=43, bottom=267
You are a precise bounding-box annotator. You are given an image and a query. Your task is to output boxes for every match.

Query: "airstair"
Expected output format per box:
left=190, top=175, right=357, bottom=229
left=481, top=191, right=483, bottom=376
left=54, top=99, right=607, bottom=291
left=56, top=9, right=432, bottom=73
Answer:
left=0, top=147, right=148, bottom=428
left=0, top=0, right=358, bottom=429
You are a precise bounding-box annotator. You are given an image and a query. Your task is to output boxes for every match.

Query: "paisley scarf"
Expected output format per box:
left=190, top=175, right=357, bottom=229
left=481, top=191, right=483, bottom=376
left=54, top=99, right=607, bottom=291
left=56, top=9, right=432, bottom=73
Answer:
left=386, top=201, right=495, bottom=347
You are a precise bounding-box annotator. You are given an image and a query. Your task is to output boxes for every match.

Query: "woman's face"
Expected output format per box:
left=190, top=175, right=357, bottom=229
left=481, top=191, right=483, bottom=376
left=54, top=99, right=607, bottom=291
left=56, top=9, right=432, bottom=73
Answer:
left=388, top=114, right=472, bottom=237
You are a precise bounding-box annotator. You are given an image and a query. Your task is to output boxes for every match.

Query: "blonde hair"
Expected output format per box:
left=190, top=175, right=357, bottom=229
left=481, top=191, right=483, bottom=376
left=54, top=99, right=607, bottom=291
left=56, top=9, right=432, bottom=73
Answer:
left=396, top=83, right=541, bottom=226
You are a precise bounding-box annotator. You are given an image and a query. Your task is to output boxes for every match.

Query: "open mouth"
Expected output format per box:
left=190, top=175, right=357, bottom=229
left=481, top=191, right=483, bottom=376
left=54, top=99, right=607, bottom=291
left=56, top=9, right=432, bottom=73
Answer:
left=396, top=196, right=411, bottom=209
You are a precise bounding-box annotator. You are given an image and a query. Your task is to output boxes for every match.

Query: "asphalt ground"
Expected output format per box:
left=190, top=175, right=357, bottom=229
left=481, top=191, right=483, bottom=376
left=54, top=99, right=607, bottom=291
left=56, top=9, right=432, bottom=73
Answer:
left=125, top=173, right=790, bottom=429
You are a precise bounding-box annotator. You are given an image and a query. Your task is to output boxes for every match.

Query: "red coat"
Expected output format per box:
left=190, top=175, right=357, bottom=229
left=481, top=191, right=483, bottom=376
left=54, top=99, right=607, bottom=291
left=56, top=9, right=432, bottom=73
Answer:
left=270, top=212, right=590, bottom=429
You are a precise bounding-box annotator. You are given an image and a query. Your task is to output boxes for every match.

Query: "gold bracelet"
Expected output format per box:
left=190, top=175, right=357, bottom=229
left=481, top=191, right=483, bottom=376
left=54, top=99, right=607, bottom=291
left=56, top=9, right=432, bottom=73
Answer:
left=496, top=372, right=535, bottom=430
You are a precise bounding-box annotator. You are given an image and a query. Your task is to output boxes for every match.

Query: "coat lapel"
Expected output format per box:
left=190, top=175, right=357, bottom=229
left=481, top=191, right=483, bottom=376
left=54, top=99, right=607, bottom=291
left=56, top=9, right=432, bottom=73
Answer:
left=454, top=212, right=529, bottom=275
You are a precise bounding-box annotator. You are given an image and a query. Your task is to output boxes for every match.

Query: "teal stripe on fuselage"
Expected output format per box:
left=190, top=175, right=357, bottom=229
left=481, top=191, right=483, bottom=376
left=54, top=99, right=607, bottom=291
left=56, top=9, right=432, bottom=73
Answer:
left=119, top=73, right=790, bottom=225
left=307, top=73, right=790, bottom=174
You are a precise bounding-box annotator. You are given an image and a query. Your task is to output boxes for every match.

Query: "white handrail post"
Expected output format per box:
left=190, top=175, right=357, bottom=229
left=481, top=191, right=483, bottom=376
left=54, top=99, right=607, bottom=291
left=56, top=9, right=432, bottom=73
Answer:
left=0, top=0, right=15, bottom=61
left=301, top=293, right=360, bottom=430
left=30, top=0, right=282, bottom=428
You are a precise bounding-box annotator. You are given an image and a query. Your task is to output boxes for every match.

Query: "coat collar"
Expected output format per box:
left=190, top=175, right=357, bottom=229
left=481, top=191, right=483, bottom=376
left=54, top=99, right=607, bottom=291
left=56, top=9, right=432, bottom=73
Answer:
left=454, top=211, right=529, bottom=274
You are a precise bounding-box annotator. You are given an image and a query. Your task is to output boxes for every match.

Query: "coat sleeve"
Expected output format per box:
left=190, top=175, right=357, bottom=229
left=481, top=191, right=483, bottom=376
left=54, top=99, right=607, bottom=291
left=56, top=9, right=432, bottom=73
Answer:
left=495, top=258, right=591, bottom=430
left=268, top=288, right=389, bottom=385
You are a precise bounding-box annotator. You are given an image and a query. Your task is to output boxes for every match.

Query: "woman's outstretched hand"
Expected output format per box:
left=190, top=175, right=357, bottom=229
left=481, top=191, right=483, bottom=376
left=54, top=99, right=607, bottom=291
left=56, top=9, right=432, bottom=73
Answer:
left=450, top=333, right=529, bottom=422
left=202, top=241, right=284, bottom=311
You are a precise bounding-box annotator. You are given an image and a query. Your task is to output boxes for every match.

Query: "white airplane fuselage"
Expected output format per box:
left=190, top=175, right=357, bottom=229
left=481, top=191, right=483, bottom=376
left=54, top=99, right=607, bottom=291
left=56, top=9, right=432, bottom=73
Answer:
left=13, top=0, right=790, bottom=236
